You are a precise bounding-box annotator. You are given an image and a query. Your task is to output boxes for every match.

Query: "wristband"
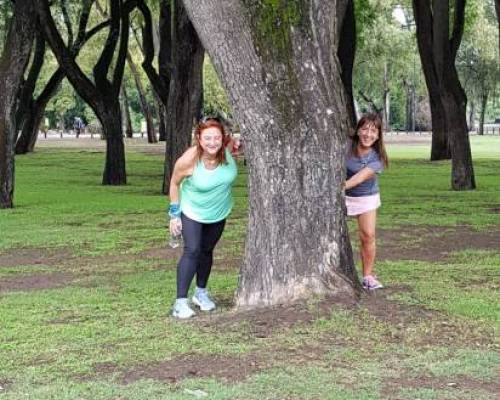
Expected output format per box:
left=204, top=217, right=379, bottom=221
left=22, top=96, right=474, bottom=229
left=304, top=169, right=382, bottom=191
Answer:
left=168, top=203, right=181, bottom=218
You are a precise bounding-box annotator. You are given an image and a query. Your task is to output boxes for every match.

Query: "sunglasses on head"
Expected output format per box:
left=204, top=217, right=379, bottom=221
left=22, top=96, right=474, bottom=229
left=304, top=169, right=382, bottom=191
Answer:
left=200, top=115, right=222, bottom=124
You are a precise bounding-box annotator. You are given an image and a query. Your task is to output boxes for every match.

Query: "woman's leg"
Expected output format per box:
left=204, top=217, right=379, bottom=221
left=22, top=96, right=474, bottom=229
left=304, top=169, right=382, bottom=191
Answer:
left=176, top=214, right=203, bottom=298
left=196, top=219, right=226, bottom=288
left=357, top=210, right=377, bottom=277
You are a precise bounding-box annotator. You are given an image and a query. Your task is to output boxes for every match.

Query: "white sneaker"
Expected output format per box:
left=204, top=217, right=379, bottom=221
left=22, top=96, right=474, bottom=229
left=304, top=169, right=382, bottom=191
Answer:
left=172, top=298, right=195, bottom=319
left=192, top=288, right=216, bottom=311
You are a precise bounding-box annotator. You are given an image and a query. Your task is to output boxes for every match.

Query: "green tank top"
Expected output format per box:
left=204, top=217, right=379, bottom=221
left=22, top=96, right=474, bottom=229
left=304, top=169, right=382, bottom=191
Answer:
left=180, top=149, right=238, bottom=223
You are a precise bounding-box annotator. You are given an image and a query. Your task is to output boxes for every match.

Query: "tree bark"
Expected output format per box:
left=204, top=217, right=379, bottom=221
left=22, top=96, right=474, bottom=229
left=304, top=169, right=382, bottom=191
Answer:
left=101, top=102, right=127, bottom=184
left=0, top=0, right=35, bottom=208
left=120, top=85, right=134, bottom=138
left=413, top=0, right=474, bottom=189
left=38, top=0, right=132, bottom=185
left=162, top=0, right=204, bottom=194
left=428, top=96, right=450, bottom=160
left=157, top=99, right=167, bottom=141
left=183, top=0, right=359, bottom=308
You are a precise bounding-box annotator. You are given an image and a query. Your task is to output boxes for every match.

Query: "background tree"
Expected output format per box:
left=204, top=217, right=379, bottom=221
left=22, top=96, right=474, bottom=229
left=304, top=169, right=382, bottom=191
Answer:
left=135, top=0, right=204, bottom=194
left=183, top=0, right=360, bottom=307
left=0, top=0, right=35, bottom=208
left=15, top=2, right=111, bottom=154
left=458, top=0, right=500, bottom=135
left=37, top=0, right=134, bottom=185
left=413, top=0, right=476, bottom=190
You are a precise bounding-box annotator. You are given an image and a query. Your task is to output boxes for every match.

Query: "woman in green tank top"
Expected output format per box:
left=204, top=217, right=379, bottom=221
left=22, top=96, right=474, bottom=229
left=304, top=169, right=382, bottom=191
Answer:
left=168, top=117, right=240, bottom=319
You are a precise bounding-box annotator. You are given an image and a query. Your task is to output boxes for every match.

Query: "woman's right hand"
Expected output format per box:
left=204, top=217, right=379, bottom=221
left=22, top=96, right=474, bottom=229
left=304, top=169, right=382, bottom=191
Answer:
left=169, top=217, right=182, bottom=236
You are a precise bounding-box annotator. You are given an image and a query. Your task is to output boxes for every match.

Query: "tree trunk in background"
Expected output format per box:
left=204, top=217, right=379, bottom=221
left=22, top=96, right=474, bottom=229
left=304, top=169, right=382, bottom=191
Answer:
left=126, top=50, right=156, bottom=143
left=121, top=86, right=134, bottom=138
left=0, top=0, right=35, bottom=208
left=337, top=0, right=356, bottom=129
left=157, top=100, right=167, bottom=141
left=413, top=0, right=474, bottom=189
left=183, top=0, right=359, bottom=308
left=478, top=92, right=488, bottom=136
left=468, top=99, right=475, bottom=132
left=162, top=0, right=204, bottom=194
left=382, top=62, right=390, bottom=131
left=101, top=102, right=127, bottom=184
left=495, top=0, right=500, bottom=53
left=428, top=97, right=450, bottom=160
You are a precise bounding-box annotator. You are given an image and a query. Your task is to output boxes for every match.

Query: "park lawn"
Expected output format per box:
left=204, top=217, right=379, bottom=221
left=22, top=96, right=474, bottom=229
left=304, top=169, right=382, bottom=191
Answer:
left=0, top=136, right=498, bottom=399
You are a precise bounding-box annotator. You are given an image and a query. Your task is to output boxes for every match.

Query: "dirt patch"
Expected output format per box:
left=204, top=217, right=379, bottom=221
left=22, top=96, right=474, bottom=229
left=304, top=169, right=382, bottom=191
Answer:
left=203, top=293, right=358, bottom=339
left=120, top=354, right=263, bottom=384
left=381, top=374, right=500, bottom=398
left=139, top=246, right=183, bottom=260
left=0, top=248, right=73, bottom=268
left=374, top=226, right=500, bottom=262
left=0, top=273, right=73, bottom=293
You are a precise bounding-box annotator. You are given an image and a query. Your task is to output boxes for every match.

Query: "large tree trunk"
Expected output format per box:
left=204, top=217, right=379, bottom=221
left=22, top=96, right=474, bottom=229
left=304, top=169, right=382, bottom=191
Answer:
left=0, top=0, right=35, bottom=208
left=183, top=0, right=359, bottom=308
left=413, top=0, right=474, bottom=189
left=162, top=0, right=204, bottom=194
left=478, top=91, right=488, bottom=136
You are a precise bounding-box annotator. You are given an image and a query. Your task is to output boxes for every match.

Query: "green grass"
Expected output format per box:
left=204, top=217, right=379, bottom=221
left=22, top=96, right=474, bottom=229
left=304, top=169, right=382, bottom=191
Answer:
left=0, top=136, right=499, bottom=399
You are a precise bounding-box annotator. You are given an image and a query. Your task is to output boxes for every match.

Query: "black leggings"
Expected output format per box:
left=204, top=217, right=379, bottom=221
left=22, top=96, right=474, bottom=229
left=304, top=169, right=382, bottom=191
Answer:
left=176, top=213, right=226, bottom=298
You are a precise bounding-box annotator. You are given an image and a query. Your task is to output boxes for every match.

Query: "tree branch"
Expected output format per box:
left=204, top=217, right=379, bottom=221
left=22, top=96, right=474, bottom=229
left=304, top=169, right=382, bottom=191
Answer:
left=72, top=0, right=94, bottom=52
left=36, top=18, right=111, bottom=108
left=37, top=0, right=99, bottom=110
left=61, top=0, right=74, bottom=46
left=450, top=0, right=466, bottom=60
left=135, top=0, right=171, bottom=105
left=93, top=0, right=121, bottom=91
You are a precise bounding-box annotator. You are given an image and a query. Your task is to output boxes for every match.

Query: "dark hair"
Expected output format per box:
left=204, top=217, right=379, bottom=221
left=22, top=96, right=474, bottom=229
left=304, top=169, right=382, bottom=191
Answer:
left=194, top=118, right=228, bottom=165
left=351, top=113, right=389, bottom=168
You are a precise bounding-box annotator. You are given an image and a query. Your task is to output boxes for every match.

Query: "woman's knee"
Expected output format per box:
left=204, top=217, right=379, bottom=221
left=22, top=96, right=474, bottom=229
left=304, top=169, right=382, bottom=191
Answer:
left=359, top=229, right=376, bottom=246
left=183, top=244, right=202, bottom=259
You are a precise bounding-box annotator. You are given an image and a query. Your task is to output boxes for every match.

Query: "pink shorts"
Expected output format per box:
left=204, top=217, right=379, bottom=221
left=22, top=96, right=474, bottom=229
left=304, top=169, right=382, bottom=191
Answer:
left=346, top=193, right=381, bottom=216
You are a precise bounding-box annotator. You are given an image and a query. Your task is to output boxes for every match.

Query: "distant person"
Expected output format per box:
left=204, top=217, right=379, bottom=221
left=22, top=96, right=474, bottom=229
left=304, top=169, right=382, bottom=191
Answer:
left=345, top=113, right=389, bottom=290
left=73, top=117, right=85, bottom=138
left=168, top=116, right=239, bottom=319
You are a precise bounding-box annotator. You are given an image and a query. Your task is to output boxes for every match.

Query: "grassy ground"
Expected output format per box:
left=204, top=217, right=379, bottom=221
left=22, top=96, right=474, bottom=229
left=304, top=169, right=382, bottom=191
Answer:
left=0, top=135, right=498, bottom=399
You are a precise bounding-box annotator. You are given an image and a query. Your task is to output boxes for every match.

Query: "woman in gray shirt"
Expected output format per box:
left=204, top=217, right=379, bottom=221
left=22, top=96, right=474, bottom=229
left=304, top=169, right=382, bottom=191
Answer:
left=345, top=114, right=389, bottom=290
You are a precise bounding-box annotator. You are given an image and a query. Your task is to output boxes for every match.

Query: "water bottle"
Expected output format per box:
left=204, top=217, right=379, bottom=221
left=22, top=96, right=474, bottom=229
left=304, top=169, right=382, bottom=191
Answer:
left=169, top=232, right=182, bottom=249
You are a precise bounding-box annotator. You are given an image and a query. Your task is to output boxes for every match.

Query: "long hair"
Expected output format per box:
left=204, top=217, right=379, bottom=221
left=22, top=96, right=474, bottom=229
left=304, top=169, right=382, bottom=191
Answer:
left=194, top=118, right=228, bottom=165
left=351, top=113, right=389, bottom=168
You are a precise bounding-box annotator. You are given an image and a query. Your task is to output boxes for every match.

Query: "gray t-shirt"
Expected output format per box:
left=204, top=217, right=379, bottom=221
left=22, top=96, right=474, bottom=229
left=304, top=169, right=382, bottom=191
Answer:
left=345, top=144, right=383, bottom=197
